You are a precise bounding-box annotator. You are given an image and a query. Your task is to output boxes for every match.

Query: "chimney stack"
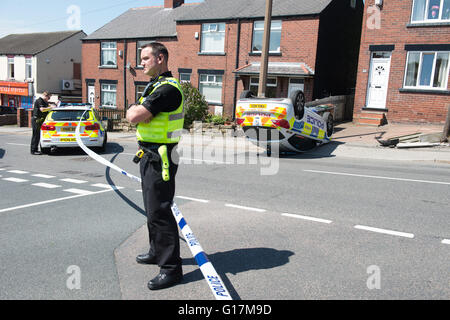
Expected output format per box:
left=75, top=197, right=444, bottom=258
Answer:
left=164, top=0, right=184, bottom=8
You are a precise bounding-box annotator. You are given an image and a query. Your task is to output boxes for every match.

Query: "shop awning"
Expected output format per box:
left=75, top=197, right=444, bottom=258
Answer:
left=234, top=62, right=315, bottom=78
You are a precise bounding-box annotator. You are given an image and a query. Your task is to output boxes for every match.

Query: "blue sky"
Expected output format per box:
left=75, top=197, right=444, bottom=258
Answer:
left=0, top=0, right=202, bottom=38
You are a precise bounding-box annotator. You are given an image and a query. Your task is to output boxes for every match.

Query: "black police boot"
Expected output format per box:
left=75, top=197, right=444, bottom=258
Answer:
left=136, top=253, right=158, bottom=265
left=147, top=272, right=183, bottom=290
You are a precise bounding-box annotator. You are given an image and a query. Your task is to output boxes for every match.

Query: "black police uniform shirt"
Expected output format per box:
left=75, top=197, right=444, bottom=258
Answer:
left=141, top=71, right=182, bottom=117
left=33, top=97, right=49, bottom=119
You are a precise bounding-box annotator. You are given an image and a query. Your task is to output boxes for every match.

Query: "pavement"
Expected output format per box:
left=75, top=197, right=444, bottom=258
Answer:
left=1, top=122, right=450, bottom=163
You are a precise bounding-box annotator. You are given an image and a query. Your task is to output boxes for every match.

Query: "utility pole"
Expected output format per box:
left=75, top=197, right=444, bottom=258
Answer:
left=257, top=0, right=272, bottom=98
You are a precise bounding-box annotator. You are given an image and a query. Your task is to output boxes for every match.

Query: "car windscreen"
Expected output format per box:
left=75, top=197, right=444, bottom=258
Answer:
left=50, top=110, right=91, bottom=121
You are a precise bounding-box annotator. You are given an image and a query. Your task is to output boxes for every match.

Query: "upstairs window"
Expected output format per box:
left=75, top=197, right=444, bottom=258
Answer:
left=411, top=0, right=450, bottom=23
left=101, top=42, right=117, bottom=66
left=404, top=51, right=449, bottom=89
left=252, top=20, right=282, bottom=53
left=200, top=23, right=226, bottom=53
left=7, top=57, right=14, bottom=79
left=25, top=57, right=32, bottom=79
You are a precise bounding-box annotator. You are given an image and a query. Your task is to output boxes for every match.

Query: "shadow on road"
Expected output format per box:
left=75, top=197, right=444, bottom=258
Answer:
left=44, top=142, right=124, bottom=156
left=182, top=247, right=294, bottom=300
left=0, top=148, right=4, bottom=159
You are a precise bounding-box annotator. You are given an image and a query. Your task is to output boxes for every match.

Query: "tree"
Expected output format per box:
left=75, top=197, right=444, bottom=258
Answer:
left=180, top=82, right=209, bottom=129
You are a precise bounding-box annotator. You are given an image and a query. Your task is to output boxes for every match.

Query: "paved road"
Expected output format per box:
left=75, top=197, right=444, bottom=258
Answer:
left=0, top=132, right=449, bottom=299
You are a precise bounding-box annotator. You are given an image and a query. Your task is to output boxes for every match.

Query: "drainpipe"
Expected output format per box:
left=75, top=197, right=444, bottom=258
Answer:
left=123, top=39, right=127, bottom=117
left=232, top=18, right=241, bottom=121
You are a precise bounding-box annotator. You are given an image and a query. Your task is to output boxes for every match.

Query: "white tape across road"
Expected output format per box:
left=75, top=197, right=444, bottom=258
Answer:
left=75, top=114, right=232, bottom=300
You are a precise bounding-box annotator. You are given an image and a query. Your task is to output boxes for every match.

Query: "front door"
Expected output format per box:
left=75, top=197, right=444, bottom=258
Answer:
left=88, top=85, right=95, bottom=107
left=366, top=52, right=391, bottom=109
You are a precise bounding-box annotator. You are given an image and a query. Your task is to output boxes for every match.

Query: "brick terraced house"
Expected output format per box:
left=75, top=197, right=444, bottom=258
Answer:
left=353, top=0, right=450, bottom=125
left=82, top=0, right=363, bottom=119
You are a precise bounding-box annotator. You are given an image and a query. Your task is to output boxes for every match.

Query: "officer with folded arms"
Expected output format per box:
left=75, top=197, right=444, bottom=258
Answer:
left=126, top=42, right=184, bottom=290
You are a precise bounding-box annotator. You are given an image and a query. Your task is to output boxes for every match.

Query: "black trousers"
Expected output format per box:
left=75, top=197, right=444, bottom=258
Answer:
left=139, top=146, right=181, bottom=275
left=30, top=117, right=41, bottom=153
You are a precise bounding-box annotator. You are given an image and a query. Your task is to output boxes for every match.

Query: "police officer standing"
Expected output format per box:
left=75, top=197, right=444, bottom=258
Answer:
left=30, top=91, right=55, bottom=155
left=126, top=43, right=184, bottom=290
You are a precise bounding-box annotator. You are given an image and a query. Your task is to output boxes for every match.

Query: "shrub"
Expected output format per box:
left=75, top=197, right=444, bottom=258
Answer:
left=180, top=82, right=209, bottom=129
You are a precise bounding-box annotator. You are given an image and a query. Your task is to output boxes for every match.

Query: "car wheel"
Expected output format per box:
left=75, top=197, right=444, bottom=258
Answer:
left=240, top=90, right=253, bottom=99
left=289, top=90, right=305, bottom=120
left=40, top=144, right=50, bottom=154
left=323, top=112, right=334, bottom=137
left=99, top=132, right=107, bottom=152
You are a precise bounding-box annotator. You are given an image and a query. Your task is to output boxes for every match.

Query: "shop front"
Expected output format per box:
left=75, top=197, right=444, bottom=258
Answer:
left=0, top=81, right=32, bottom=109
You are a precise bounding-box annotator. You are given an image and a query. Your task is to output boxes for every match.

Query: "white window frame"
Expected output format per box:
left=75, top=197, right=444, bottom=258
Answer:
left=136, top=85, right=146, bottom=101
left=179, top=73, right=191, bottom=83
left=200, top=23, right=226, bottom=53
left=25, top=57, right=33, bottom=79
left=199, top=73, right=223, bottom=104
left=403, top=51, right=450, bottom=90
left=7, top=57, right=15, bottom=79
left=101, top=83, right=117, bottom=108
left=100, top=42, right=117, bottom=67
left=411, top=0, right=450, bottom=23
left=252, top=20, right=282, bottom=53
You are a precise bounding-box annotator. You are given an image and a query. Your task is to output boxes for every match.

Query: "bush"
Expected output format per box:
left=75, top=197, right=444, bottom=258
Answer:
left=205, top=114, right=228, bottom=125
left=181, top=82, right=209, bottom=129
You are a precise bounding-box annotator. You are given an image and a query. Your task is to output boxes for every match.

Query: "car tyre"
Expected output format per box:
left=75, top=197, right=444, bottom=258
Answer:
left=240, top=90, right=253, bottom=99
left=99, top=132, right=107, bottom=153
left=40, top=144, right=50, bottom=154
left=323, top=112, right=334, bottom=137
left=289, top=90, right=305, bottom=120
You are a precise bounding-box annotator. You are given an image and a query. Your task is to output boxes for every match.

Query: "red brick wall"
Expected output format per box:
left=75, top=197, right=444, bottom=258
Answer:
left=82, top=15, right=321, bottom=119
left=354, top=0, right=450, bottom=124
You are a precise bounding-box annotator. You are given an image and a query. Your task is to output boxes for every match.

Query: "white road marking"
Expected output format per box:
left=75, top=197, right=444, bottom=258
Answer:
left=7, top=143, right=28, bottom=146
left=441, top=239, right=450, bottom=245
left=176, top=196, right=209, bottom=203
left=32, top=174, right=56, bottom=179
left=91, top=183, right=124, bottom=190
left=282, top=213, right=333, bottom=224
left=7, top=170, right=29, bottom=174
left=59, top=178, right=87, bottom=184
left=304, top=169, right=450, bottom=186
left=136, top=189, right=142, bottom=192
left=32, top=183, right=61, bottom=189
left=225, top=203, right=266, bottom=212
left=2, top=177, right=29, bottom=183
left=63, top=188, right=94, bottom=196
left=354, top=225, right=414, bottom=239
left=180, top=157, right=234, bottom=165
left=0, top=188, right=114, bottom=214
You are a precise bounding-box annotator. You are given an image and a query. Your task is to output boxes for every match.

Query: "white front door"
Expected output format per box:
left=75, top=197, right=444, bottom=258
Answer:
left=88, top=85, right=95, bottom=107
left=366, top=52, right=391, bottom=109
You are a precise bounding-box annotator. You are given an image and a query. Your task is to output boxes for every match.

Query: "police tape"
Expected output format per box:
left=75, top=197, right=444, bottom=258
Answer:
left=75, top=115, right=232, bottom=300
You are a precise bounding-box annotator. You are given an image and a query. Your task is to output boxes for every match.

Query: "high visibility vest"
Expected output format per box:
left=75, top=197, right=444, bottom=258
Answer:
left=136, top=76, right=184, bottom=144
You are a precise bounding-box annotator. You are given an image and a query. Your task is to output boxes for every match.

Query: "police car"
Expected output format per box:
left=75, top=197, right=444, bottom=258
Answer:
left=235, top=90, right=334, bottom=156
left=39, top=103, right=107, bottom=153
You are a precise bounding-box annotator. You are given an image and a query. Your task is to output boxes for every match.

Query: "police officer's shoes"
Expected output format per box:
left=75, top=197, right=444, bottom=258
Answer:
left=31, top=151, right=42, bottom=155
left=136, top=253, right=158, bottom=265
left=148, top=272, right=183, bottom=290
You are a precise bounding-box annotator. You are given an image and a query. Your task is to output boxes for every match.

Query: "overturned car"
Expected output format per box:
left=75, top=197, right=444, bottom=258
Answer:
left=235, top=90, right=334, bottom=156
